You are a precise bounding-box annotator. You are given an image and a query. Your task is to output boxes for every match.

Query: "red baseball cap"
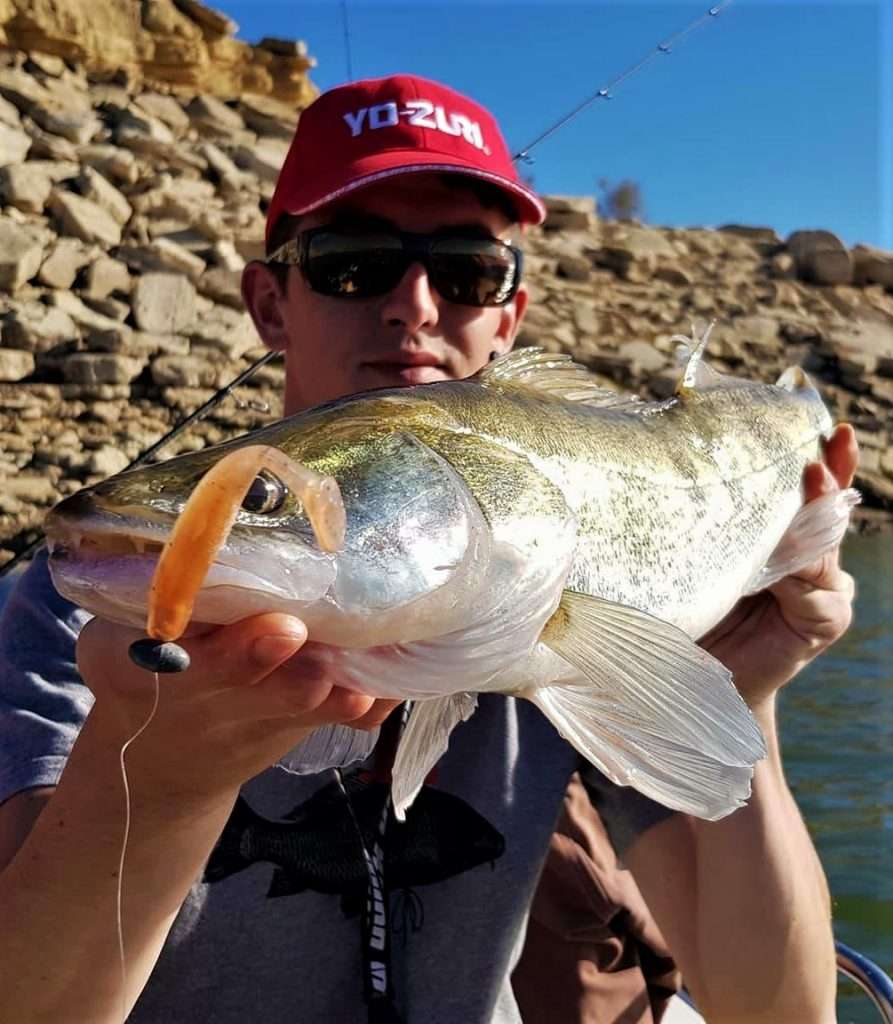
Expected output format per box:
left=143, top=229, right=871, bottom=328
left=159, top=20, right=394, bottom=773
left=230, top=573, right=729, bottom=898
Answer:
left=265, top=73, right=546, bottom=244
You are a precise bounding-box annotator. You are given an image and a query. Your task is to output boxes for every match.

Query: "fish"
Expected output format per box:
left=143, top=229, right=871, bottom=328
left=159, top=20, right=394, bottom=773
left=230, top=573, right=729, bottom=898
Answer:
left=43, top=325, right=859, bottom=822
left=203, top=779, right=505, bottom=910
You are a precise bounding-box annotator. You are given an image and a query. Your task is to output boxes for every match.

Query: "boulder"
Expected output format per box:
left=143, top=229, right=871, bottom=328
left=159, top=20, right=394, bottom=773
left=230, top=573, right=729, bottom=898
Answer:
left=786, top=230, right=853, bottom=286
left=48, top=188, right=123, bottom=246
left=62, top=352, right=145, bottom=385
left=0, top=220, right=44, bottom=290
left=0, top=349, right=35, bottom=381
left=0, top=121, right=30, bottom=166
left=132, top=272, right=197, bottom=333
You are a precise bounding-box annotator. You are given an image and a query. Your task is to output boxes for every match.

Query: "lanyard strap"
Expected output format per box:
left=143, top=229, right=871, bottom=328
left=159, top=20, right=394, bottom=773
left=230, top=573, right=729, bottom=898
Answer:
left=335, top=702, right=412, bottom=1023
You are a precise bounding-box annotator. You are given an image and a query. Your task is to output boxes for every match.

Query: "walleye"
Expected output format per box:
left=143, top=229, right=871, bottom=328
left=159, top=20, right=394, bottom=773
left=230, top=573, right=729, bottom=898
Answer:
left=43, top=327, right=858, bottom=821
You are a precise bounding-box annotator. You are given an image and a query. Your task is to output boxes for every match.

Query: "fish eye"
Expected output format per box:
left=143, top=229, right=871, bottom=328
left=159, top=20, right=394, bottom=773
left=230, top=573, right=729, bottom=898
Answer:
left=241, top=470, right=286, bottom=515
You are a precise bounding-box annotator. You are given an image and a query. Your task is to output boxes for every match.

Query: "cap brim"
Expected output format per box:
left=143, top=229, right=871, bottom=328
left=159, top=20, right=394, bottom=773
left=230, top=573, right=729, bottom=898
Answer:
left=281, top=149, right=546, bottom=226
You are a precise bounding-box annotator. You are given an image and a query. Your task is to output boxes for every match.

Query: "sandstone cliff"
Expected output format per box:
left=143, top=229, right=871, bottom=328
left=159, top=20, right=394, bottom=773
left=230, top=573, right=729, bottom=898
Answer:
left=1, top=8, right=892, bottom=563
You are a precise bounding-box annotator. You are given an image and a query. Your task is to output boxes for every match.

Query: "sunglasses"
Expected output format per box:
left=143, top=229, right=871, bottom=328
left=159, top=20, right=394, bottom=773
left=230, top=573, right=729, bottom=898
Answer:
left=266, top=227, right=523, bottom=307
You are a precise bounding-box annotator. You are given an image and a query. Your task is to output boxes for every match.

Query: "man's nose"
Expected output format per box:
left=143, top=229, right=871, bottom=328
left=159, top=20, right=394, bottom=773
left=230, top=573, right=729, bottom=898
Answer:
left=380, top=261, right=440, bottom=333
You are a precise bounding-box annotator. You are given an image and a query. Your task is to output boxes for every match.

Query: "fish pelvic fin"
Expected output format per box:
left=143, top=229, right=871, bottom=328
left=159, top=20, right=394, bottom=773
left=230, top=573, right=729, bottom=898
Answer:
left=672, top=320, right=722, bottom=396
left=531, top=590, right=767, bottom=820
left=391, top=693, right=478, bottom=822
left=745, top=487, right=861, bottom=594
left=277, top=723, right=381, bottom=775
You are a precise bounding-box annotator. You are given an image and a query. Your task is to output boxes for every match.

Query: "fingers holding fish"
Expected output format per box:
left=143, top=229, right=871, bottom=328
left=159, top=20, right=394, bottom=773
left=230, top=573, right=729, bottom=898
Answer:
left=75, top=612, right=394, bottom=800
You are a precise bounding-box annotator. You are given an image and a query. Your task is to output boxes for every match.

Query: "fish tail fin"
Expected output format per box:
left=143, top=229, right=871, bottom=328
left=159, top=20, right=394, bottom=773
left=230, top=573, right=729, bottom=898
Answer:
left=391, top=693, right=478, bottom=822
left=530, top=591, right=767, bottom=821
left=745, top=487, right=861, bottom=594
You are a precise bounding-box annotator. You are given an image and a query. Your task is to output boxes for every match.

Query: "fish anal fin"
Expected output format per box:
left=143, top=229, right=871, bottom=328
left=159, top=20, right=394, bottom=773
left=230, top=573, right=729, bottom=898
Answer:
left=391, top=693, right=477, bottom=821
left=533, top=590, right=766, bottom=820
left=745, top=487, right=861, bottom=594
left=277, top=723, right=380, bottom=775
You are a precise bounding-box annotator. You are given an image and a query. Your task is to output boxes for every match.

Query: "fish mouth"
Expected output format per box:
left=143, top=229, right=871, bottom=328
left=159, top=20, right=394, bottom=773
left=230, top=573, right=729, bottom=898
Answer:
left=44, top=504, right=337, bottom=629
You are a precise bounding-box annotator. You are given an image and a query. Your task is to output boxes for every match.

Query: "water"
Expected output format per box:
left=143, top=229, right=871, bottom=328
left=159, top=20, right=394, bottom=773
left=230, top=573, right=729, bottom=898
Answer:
left=781, top=532, right=893, bottom=1023
left=0, top=535, right=890, bottom=1018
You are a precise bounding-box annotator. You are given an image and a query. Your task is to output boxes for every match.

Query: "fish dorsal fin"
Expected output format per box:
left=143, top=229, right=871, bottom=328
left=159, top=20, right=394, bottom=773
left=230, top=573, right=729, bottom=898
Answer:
left=477, top=347, right=638, bottom=408
left=671, top=320, right=722, bottom=396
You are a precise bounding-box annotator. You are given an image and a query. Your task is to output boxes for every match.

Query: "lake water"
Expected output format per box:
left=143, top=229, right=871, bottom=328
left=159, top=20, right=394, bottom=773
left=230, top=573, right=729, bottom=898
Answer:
left=780, top=531, right=893, bottom=1022
left=0, top=534, right=890, bottom=1019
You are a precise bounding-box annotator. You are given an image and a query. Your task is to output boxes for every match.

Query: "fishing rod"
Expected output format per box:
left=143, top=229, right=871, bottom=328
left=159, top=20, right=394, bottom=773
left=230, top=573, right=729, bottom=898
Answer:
left=0, top=349, right=280, bottom=577
left=0, top=2, right=734, bottom=577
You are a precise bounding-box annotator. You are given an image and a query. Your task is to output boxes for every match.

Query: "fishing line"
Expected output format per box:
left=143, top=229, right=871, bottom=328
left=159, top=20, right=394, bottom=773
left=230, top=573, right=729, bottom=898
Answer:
left=115, top=669, right=161, bottom=1024
left=512, top=1, right=734, bottom=163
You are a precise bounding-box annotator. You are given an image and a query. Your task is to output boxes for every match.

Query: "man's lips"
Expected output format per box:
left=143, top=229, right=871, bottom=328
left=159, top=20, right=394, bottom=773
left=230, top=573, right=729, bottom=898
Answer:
left=363, top=353, right=450, bottom=385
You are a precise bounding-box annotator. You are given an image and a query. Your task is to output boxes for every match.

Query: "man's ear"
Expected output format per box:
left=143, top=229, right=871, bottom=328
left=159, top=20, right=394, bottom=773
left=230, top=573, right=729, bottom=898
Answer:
left=241, top=262, right=291, bottom=352
left=493, top=282, right=529, bottom=356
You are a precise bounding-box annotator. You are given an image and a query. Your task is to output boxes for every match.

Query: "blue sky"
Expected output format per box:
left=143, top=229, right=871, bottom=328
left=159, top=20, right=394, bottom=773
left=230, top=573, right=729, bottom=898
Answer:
left=221, top=1, right=890, bottom=249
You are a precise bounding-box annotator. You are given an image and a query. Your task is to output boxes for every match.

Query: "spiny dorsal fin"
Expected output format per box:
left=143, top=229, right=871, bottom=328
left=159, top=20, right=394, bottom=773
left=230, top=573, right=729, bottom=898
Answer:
left=477, top=347, right=639, bottom=408
left=671, top=320, right=722, bottom=396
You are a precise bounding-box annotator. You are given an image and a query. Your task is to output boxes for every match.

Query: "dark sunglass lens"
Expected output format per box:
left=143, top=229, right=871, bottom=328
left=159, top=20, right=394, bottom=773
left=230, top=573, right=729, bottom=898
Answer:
left=430, top=239, right=518, bottom=306
left=305, top=233, right=405, bottom=297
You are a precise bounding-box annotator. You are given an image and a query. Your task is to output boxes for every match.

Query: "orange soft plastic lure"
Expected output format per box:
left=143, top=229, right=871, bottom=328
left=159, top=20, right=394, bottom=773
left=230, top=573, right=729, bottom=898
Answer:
left=146, top=445, right=345, bottom=642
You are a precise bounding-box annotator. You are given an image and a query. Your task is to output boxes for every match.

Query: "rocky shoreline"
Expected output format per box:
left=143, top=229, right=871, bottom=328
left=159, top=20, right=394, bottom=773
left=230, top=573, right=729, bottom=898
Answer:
left=1, top=2, right=892, bottom=565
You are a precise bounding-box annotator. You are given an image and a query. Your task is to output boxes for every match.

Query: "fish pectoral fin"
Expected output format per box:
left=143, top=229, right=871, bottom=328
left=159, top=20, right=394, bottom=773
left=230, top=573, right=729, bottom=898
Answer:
left=391, top=693, right=478, bottom=822
left=533, top=590, right=767, bottom=820
left=276, top=724, right=380, bottom=775
left=744, top=487, right=861, bottom=594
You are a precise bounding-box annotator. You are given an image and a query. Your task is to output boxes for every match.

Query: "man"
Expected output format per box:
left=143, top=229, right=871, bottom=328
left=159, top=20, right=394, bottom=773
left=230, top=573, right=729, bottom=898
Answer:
left=0, top=74, right=855, bottom=1023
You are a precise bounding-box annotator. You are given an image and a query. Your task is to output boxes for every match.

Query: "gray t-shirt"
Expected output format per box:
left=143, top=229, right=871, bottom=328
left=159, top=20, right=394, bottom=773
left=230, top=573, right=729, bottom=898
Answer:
left=0, top=552, right=671, bottom=1023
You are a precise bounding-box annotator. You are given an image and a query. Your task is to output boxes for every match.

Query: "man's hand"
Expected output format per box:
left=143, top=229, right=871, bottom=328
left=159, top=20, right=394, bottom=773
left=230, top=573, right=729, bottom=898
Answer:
left=699, top=423, right=859, bottom=711
left=77, top=612, right=399, bottom=805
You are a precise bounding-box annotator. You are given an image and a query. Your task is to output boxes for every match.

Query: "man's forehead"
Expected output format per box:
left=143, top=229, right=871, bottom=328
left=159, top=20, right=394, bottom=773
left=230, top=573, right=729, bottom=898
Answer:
left=301, top=173, right=513, bottom=234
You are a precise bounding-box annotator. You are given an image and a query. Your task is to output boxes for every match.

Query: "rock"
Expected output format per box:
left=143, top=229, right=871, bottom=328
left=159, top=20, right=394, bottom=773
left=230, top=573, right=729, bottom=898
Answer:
left=62, top=352, right=145, bottom=385
left=0, top=121, right=30, bottom=165
left=542, top=196, right=596, bottom=232
left=237, top=94, right=298, bottom=139
left=230, top=138, right=289, bottom=183
left=29, top=101, right=100, bottom=145
left=787, top=229, right=853, bottom=286
left=173, top=0, right=238, bottom=37
left=86, top=444, right=130, bottom=477
left=38, top=238, right=95, bottom=289
left=617, top=340, right=667, bottom=376
left=190, top=306, right=257, bottom=358
left=556, top=255, right=591, bottom=282
left=113, top=108, right=176, bottom=156
left=46, top=290, right=123, bottom=333
left=2, top=302, right=78, bottom=351
left=4, top=474, right=58, bottom=504
left=48, top=188, right=123, bottom=246
left=196, top=266, right=243, bottom=309
left=0, top=161, right=52, bottom=212
left=78, top=144, right=140, bottom=186
left=133, top=92, right=191, bottom=136
left=150, top=353, right=225, bottom=388
left=187, top=94, right=245, bottom=134
left=118, top=238, right=206, bottom=280
left=0, top=349, right=35, bottom=381
left=77, top=166, right=133, bottom=226
left=0, top=220, right=44, bottom=290
left=82, top=256, right=132, bottom=299
left=852, top=244, right=893, bottom=289
left=132, top=272, right=197, bottom=333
